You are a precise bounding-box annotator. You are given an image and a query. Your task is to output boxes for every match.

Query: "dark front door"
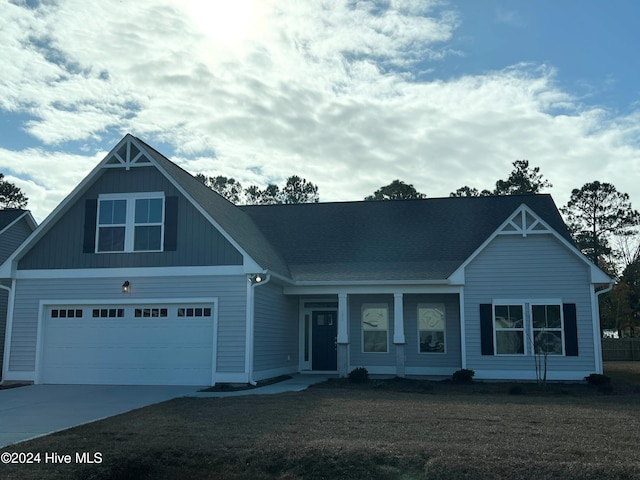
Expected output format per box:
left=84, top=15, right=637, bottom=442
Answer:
left=312, top=310, right=337, bottom=371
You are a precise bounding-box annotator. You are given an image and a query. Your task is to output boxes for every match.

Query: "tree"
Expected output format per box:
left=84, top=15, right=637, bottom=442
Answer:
left=365, top=179, right=426, bottom=201
left=560, top=181, right=640, bottom=267
left=449, top=186, right=491, bottom=197
left=0, top=173, right=28, bottom=209
left=245, top=184, right=282, bottom=205
left=281, top=176, right=319, bottom=204
left=493, top=160, right=552, bottom=195
left=195, top=174, right=243, bottom=204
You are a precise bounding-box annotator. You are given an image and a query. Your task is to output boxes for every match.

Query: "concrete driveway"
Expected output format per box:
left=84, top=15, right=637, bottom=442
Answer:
left=0, top=385, right=199, bottom=448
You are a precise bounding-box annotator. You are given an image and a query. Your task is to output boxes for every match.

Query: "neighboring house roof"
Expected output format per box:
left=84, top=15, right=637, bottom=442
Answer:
left=0, top=210, right=30, bottom=232
left=241, top=195, right=576, bottom=282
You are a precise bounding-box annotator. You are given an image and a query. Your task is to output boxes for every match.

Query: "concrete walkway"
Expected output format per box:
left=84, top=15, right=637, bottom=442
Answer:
left=0, top=375, right=330, bottom=448
left=192, top=374, right=332, bottom=397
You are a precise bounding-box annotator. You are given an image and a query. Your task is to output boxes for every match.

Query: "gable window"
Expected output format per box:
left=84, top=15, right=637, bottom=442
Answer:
left=531, top=304, right=564, bottom=355
left=362, top=304, right=389, bottom=353
left=96, top=193, right=164, bottom=253
left=418, top=303, right=446, bottom=353
left=494, top=304, right=525, bottom=355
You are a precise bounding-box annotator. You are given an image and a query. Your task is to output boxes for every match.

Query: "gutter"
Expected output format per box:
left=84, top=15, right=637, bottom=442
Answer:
left=246, top=272, right=271, bottom=386
left=593, top=281, right=615, bottom=374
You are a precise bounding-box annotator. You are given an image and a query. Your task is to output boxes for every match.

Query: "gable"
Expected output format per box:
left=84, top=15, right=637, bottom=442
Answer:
left=0, top=213, right=36, bottom=264
left=17, top=165, right=243, bottom=270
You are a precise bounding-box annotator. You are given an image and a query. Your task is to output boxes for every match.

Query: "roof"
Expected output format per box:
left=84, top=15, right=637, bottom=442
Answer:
left=240, top=195, right=575, bottom=282
left=0, top=209, right=29, bottom=231
left=133, top=137, right=291, bottom=278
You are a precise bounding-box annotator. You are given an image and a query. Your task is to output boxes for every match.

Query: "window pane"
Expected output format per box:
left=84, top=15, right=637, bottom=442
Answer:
left=534, top=331, right=563, bottom=354
left=149, top=198, right=163, bottom=223
left=134, top=225, right=162, bottom=251
left=420, top=331, right=445, bottom=353
left=98, top=200, right=113, bottom=224
left=135, top=198, right=149, bottom=223
left=98, top=226, right=125, bottom=251
left=532, top=305, right=546, bottom=328
left=546, top=305, right=561, bottom=329
left=113, top=200, right=126, bottom=223
left=509, top=305, right=523, bottom=328
left=496, top=331, right=524, bottom=354
left=362, top=307, right=388, bottom=330
left=364, top=331, right=387, bottom=352
left=418, top=307, right=445, bottom=330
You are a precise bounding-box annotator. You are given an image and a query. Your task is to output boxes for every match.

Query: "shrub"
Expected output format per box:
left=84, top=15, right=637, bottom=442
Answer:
left=452, top=369, right=475, bottom=383
left=348, top=367, right=369, bottom=384
left=585, top=373, right=611, bottom=386
left=508, top=385, right=525, bottom=395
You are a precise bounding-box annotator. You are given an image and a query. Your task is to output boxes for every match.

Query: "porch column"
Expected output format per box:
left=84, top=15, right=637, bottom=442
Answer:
left=337, top=293, right=349, bottom=377
left=393, top=293, right=406, bottom=377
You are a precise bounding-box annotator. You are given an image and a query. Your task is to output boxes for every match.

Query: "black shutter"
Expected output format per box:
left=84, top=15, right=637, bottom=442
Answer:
left=83, top=199, right=98, bottom=253
left=563, top=303, right=579, bottom=356
left=164, top=196, right=178, bottom=251
left=480, top=303, right=494, bottom=355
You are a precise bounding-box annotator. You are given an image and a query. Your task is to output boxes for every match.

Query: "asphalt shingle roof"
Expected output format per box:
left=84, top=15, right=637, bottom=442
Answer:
left=133, top=135, right=574, bottom=283
left=240, top=195, right=574, bottom=281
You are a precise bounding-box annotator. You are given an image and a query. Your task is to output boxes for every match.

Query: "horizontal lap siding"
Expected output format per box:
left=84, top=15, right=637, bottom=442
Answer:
left=349, top=294, right=396, bottom=367
left=18, top=167, right=242, bottom=269
left=253, top=282, right=298, bottom=376
left=7, top=275, right=246, bottom=374
left=464, top=234, right=594, bottom=373
left=404, top=294, right=461, bottom=370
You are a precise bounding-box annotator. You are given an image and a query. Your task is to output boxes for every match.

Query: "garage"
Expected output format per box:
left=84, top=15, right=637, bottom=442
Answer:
left=39, top=301, right=216, bottom=385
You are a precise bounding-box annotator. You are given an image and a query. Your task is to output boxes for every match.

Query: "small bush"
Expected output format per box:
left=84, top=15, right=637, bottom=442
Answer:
left=508, top=385, right=525, bottom=395
left=452, top=369, right=475, bottom=383
left=348, top=367, right=369, bottom=384
left=585, top=373, right=611, bottom=386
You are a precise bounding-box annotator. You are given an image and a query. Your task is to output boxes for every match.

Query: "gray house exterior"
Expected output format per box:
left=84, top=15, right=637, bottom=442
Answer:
left=0, top=209, right=37, bottom=379
left=0, top=135, right=613, bottom=385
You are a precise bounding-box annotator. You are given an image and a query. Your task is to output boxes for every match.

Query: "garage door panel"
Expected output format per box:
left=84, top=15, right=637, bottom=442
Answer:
left=41, top=303, right=215, bottom=385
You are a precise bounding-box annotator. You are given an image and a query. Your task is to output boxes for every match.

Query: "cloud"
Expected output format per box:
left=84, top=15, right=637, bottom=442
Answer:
left=1, top=0, right=640, bottom=219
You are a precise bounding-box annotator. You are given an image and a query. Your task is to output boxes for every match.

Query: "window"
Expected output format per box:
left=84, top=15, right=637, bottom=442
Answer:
left=96, top=193, right=164, bottom=253
left=418, top=304, right=445, bottom=353
left=177, top=307, right=212, bottom=317
left=51, top=309, right=83, bottom=318
left=362, top=304, right=388, bottom=353
left=532, top=304, right=563, bottom=355
left=92, top=308, right=125, bottom=318
left=134, top=307, right=168, bottom=318
left=494, top=305, right=525, bottom=355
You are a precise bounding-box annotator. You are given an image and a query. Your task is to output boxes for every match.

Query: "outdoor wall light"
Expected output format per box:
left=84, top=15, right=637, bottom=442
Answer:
left=249, top=274, right=263, bottom=284
left=122, top=280, right=131, bottom=293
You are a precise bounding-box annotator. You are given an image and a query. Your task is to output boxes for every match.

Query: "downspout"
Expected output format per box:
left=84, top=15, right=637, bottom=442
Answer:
left=594, top=281, right=615, bottom=374
left=1, top=281, right=15, bottom=384
left=246, top=273, right=271, bottom=386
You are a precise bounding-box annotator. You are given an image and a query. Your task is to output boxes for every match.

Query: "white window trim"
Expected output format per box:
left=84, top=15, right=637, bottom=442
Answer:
left=492, top=301, right=527, bottom=356
left=417, top=303, right=447, bottom=354
left=361, top=303, right=389, bottom=353
left=529, top=301, right=565, bottom=356
left=96, top=192, right=165, bottom=253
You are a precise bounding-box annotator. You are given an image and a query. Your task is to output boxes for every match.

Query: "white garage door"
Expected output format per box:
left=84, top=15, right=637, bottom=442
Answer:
left=40, top=303, right=215, bottom=385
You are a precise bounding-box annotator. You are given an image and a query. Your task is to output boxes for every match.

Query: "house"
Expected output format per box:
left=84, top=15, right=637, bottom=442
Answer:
left=0, top=135, right=613, bottom=386
left=0, top=209, right=37, bottom=379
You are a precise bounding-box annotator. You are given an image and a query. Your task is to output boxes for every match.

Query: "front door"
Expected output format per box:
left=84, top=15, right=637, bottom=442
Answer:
left=312, top=310, right=337, bottom=371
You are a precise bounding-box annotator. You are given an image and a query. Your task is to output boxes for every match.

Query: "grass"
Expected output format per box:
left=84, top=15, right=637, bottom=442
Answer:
left=1, top=363, right=640, bottom=479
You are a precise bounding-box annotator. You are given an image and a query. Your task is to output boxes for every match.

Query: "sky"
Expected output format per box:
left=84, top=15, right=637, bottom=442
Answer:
left=1, top=0, right=640, bottom=223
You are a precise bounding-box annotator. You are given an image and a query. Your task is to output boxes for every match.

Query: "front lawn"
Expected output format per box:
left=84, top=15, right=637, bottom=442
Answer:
left=2, top=364, right=640, bottom=479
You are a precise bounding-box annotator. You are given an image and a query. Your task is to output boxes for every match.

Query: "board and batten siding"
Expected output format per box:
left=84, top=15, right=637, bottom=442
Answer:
left=0, top=287, right=7, bottom=377
left=0, top=217, right=34, bottom=264
left=403, top=294, right=462, bottom=374
left=463, top=234, right=595, bottom=377
left=18, top=167, right=242, bottom=270
left=253, top=281, right=299, bottom=380
left=6, top=275, right=247, bottom=376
